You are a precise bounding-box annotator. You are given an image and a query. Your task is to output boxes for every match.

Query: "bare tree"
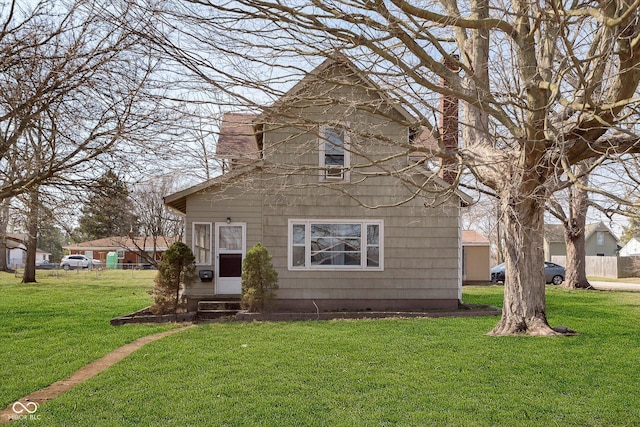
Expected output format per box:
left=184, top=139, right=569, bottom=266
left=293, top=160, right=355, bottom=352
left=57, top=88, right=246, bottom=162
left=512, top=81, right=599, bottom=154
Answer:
left=0, top=0, right=176, bottom=202
left=128, top=176, right=184, bottom=267
left=621, top=213, right=640, bottom=245
left=132, top=177, right=184, bottom=239
left=589, top=156, right=640, bottom=229
left=549, top=155, right=640, bottom=288
left=0, top=0, right=187, bottom=277
left=133, top=1, right=640, bottom=335
left=0, top=197, right=10, bottom=271
left=179, top=115, right=223, bottom=183
left=547, top=161, right=594, bottom=289
left=21, top=188, right=39, bottom=283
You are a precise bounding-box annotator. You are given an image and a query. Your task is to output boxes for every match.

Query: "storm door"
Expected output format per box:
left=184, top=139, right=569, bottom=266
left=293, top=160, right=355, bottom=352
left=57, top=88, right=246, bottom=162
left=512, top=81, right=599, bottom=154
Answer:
left=215, top=223, right=245, bottom=294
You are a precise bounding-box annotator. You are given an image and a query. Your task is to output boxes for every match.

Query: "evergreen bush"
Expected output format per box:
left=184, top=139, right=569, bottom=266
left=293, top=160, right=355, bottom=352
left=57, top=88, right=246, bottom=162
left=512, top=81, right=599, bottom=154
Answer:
left=241, top=243, right=279, bottom=312
left=150, top=242, right=197, bottom=314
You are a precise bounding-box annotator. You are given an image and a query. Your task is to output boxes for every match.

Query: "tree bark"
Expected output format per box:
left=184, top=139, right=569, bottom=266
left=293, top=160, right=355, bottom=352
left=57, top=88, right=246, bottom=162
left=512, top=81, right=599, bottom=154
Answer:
left=489, top=191, right=557, bottom=336
left=563, top=217, right=591, bottom=289
left=495, top=202, right=504, bottom=264
left=562, top=163, right=591, bottom=289
left=22, top=189, right=39, bottom=283
left=0, top=199, right=9, bottom=272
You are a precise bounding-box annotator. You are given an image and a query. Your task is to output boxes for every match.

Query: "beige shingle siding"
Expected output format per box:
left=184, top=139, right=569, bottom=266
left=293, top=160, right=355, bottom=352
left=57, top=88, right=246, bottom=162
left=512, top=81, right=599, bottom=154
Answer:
left=257, top=69, right=461, bottom=303
left=184, top=186, right=263, bottom=297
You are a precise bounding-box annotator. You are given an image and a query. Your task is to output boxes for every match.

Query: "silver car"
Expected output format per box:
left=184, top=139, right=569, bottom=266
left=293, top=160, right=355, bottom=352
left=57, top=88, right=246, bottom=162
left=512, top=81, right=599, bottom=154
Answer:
left=543, top=262, right=566, bottom=285
left=60, top=255, right=101, bottom=270
left=490, top=261, right=565, bottom=285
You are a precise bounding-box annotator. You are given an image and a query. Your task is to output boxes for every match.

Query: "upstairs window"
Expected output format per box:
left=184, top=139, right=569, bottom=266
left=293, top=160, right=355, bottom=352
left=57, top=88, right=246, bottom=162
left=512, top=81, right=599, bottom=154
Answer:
left=319, top=124, right=350, bottom=181
left=597, top=231, right=605, bottom=246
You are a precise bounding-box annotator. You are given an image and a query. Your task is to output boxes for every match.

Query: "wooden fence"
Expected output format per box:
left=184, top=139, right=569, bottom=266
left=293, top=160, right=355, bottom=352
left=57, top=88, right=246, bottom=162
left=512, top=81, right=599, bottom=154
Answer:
left=551, top=255, right=640, bottom=279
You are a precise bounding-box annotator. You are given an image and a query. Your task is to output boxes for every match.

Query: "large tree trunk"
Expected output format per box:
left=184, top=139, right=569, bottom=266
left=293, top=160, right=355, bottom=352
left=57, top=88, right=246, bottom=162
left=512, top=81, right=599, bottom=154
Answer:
left=563, top=217, right=591, bottom=289
left=22, top=190, right=39, bottom=283
left=489, top=193, right=557, bottom=336
left=0, top=198, right=10, bottom=272
left=562, top=163, right=591, bottom=289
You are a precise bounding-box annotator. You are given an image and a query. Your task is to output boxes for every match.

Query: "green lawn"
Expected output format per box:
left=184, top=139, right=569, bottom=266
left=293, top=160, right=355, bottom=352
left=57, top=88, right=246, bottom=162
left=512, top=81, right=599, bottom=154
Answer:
left=0, top=270, right=177, bottom=410
left=4, top=278, right=640, bottom=426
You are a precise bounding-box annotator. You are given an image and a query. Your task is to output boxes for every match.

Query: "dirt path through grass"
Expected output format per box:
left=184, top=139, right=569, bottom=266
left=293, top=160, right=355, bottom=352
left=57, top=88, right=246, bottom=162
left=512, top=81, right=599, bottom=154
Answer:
left=0, top=324, right=193, bottom=424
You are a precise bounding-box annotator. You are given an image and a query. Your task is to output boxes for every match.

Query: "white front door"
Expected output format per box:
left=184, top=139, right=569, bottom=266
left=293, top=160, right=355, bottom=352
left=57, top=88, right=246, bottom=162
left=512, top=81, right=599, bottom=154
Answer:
left=215, top=223, right=246, bottom=295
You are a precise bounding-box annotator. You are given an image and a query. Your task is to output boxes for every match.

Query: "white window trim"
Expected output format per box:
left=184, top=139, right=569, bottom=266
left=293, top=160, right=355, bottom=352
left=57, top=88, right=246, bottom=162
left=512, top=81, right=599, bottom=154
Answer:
left=319, top=123, right=350, bottom=182
left=288, top=219, right=384, bottom=271
left=192, top=222, right=212, bottom=265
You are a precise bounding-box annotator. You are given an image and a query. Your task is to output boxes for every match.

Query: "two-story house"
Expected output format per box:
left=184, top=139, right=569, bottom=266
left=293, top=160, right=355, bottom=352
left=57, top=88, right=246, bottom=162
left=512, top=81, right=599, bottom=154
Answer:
left=165, top=56, right=470, bottom=313
left=544, top=222, right=619, bottom=260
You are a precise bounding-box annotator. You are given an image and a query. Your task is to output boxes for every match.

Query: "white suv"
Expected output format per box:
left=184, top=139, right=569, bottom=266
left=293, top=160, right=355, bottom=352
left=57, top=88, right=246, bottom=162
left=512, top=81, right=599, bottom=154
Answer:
left=60, top=255, right=101, bottom=270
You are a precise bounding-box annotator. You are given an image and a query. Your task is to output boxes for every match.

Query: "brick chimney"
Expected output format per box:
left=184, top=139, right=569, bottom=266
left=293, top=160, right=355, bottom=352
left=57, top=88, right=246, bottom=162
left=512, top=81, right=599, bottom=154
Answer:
left=439, top=55, right=459, bottom=185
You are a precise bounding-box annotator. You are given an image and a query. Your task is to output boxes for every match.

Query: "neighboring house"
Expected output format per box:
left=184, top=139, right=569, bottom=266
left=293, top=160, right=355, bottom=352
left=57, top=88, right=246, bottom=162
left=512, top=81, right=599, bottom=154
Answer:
left=619, top=237, right=640, bottom=257
left=462, top=230, right=490, bottom=283
left=544, top=222, right=619, bottom=261
left=4, top=234, right=51, bottom=267
left=63, top=236, right=179, bottom=267
left=165, top=55, right=471, bottom=313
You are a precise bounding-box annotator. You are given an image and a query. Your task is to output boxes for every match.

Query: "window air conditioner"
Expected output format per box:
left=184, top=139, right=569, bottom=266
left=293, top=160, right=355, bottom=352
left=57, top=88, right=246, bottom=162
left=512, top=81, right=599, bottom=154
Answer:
left=324, top=166, right=344, bottom=179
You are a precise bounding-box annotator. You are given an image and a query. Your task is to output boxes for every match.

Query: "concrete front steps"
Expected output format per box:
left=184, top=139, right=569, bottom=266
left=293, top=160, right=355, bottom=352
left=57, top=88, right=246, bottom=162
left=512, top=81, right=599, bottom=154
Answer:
left=197, top=300, right=242, bottom=321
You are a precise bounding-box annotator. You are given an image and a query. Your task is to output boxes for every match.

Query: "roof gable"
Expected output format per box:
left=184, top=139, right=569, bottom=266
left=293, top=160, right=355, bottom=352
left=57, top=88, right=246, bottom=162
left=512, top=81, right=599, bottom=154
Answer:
left=214, top=57, right=418, bottom=164
left=584, top=221, right=618, bottom=242
left=257, top=55, right=416, bottom=126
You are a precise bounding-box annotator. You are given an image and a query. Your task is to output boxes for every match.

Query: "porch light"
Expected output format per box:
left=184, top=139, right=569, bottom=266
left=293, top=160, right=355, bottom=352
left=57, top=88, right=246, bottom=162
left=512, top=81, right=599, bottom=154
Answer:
left=226, top=217, right=231, bottom=224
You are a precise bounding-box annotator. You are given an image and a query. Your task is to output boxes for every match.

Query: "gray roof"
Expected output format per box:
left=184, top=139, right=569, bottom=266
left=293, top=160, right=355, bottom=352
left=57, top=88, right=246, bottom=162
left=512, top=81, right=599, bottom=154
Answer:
left=214, top=113, right=260, bottom=161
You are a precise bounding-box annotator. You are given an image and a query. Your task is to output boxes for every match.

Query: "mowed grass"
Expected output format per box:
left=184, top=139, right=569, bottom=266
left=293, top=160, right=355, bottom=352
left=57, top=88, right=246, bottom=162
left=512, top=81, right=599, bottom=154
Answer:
left=0, top=269, right=177, bottom=410
left=12, top=284, right=640, bottom=426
